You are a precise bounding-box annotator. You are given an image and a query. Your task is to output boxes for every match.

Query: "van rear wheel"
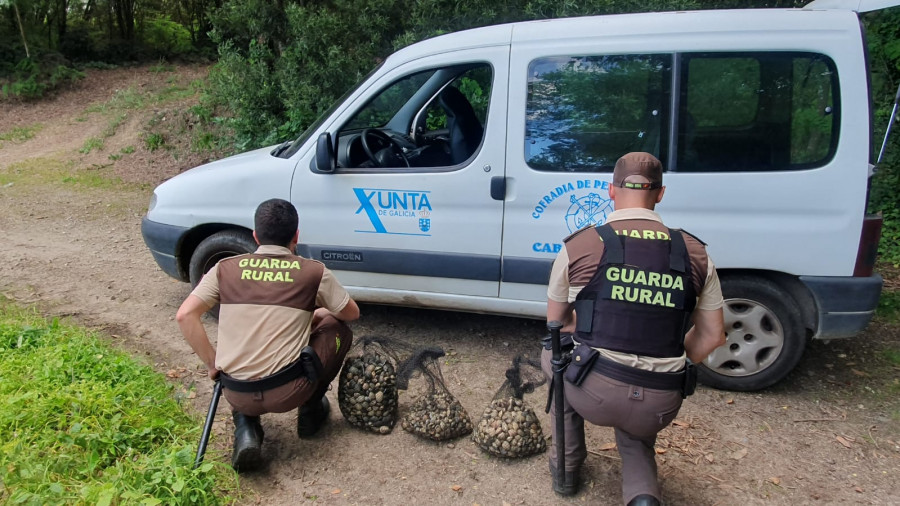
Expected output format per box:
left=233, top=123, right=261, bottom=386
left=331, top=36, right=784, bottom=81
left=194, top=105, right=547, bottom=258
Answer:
left=697, top=276, right=806, bottom=391
left=189, top=230, right=257, bottom=317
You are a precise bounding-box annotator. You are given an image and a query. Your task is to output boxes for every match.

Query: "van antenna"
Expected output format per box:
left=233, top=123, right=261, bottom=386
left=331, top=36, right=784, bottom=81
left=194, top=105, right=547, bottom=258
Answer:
left=877, top=81, right=900, bottom=165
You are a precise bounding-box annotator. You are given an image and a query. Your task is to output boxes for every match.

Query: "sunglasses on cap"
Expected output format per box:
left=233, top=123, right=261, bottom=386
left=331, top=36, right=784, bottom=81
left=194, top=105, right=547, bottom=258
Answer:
left=618, top=181, right=662, bottom=190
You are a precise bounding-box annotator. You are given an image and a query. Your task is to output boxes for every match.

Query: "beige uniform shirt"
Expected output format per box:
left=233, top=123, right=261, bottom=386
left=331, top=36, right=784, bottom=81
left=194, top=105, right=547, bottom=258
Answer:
left=191, top=245, right=351, bottom=379
left=548, top=208, right=724, bottom=372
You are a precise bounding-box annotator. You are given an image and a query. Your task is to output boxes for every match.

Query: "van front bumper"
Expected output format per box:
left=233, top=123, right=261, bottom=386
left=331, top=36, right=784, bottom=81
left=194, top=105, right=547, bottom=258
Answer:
left=800, top=274, right=883, bottom=340
left=141, top=217, right=190, bottom=282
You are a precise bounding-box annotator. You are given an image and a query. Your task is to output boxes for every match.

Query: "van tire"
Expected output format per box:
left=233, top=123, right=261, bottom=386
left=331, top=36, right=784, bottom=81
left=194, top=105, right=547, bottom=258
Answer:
left=189, top=230, right=257, bottom=317
left=696, top=276, right=806, bottom=391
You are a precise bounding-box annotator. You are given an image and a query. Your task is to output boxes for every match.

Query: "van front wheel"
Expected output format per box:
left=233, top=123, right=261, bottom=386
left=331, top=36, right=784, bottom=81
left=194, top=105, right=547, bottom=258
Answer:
left=188, top=230, right=257, bottom=316
left=697, top=276, right=806, bottom=391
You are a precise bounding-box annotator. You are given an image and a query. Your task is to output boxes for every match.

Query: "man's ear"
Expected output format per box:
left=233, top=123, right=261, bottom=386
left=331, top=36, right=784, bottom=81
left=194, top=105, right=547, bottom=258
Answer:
left=655, top=186, right=665, bottom=204
left=252, top=230, right=261, bottom=245
left=291, top=230, right=300, bottom=244
left=608, top=185, right=617, bottom=202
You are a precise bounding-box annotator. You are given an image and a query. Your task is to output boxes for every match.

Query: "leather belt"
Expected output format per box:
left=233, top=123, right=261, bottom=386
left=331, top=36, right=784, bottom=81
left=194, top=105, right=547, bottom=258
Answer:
left=591, top=353, right=687, bottom=391
left=219, top=346, right=323, bottom=393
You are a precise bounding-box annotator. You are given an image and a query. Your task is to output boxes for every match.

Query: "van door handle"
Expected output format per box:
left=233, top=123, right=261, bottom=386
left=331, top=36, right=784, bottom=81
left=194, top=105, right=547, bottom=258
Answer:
left=490, top=176, right=506, bottom=201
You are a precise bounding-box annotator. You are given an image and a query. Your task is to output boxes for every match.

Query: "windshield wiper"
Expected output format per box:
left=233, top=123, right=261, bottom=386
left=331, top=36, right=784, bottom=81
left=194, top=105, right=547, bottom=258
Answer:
left=272, top=140, right=292, bottom=157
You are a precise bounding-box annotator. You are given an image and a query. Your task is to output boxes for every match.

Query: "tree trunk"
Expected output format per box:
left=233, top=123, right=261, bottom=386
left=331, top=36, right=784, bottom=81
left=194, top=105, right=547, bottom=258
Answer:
left=113, top=0, right=135, bottom=41
left=107, top=0, right=114, bottom=41
left=115, top=0, right=126, bottom=39
left=57, top=0, right=68, bottom=43
left=13, top=1, right=30, bottom=58
left=83, top=0, right=95, bottom=21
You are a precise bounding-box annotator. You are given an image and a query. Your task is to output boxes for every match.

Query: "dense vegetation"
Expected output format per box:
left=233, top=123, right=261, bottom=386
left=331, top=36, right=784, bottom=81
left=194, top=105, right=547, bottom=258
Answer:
left=0, top=297, right=239, bottom=504
left=1, top=0, right=898, bottom=261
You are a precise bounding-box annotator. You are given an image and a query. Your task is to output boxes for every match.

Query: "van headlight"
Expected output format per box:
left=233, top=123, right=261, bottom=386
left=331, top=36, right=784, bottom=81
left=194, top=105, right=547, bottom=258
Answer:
left=148, top=193, right=158, bottom=213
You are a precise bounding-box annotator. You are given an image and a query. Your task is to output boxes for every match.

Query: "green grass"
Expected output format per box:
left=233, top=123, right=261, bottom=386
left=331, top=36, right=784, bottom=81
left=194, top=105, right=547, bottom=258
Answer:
left=0, top=124, right=43, bottom=147
left=60, top=164, right=127, bottom=190
left=156, top=85, right=195, bottom=103
left=145, top=132, right=166, bottom=151
left=102, top=112, right=128, bottom=138
left=79, top=137, right=105, bottom=154
left=150, top=59, right=176, bottom=74
left=882, top=348, right=900, bottom=366
left=85, top=87, right=147, bottom=115
left=1, top=157, right=146, bottom=192
left=84, top=79, right=199, bottom=120
left=0, top=297, right=239, bottom=504
left=193, top=131, right=218, bottom=151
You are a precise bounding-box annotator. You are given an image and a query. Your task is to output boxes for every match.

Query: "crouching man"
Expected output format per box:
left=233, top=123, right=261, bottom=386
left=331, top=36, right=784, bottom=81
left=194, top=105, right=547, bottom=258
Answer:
left=176, top=198, right=360, bottom=471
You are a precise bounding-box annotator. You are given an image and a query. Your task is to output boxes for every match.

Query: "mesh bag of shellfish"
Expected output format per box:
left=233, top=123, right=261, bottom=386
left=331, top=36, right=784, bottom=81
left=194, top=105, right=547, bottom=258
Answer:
left=397, top=347, right=473, bottom=442
left=473, top=356, right=547, bottom=458
left=338, top=336, right=413, bottom=435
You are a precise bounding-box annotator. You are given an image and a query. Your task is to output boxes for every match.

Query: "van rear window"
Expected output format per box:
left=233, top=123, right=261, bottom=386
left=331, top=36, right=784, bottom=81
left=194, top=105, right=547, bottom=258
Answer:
left=678, top=52, right=839, bottom=172
left=525, top=52, right=838, bottom=173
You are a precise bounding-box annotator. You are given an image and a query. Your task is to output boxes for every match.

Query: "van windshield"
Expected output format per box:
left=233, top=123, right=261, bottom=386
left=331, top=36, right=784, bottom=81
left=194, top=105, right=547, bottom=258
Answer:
left=278, top=62, right=384, bottom=159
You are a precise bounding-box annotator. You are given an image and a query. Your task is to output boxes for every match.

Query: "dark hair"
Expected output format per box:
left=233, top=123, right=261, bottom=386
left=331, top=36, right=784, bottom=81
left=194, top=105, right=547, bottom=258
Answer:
left=254, top=199, right=299, bottom=246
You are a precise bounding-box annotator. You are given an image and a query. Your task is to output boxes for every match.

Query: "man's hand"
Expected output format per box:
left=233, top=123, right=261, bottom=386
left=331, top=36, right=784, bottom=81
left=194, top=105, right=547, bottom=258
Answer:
left=314, top=299, right=361, bottom=324
left=208, top=368, right=220, bottom=381
left=312, top=307, right=330, bottom=326
left=176, top=295, right=218, bottom=375
left=684, top=308, right=726, bottom=363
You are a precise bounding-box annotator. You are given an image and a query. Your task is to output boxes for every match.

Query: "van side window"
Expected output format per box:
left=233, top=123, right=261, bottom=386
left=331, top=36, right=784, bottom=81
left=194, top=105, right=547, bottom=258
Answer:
left=336, top=63, right=492, bottom=170
left=677, top=52, right=839, bottom=172
left=419, top=67, right=492, bottom=134
left=525, top=55, right=672, bottom=172
left=345, top=71, right=437, bottom=131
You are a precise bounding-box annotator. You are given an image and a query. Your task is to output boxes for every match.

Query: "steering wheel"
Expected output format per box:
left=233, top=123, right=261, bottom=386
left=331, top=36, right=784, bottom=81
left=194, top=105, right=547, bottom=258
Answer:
left=360, top=128, right=410, bottom=168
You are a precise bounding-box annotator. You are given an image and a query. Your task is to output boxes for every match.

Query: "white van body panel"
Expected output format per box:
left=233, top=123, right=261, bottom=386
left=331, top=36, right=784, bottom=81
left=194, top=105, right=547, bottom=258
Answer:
left=149, top=145, right=293, bottom=229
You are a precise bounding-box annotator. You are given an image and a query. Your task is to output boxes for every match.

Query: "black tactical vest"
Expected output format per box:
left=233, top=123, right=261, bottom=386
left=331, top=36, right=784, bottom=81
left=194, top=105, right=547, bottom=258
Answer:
left=573, top=224, right=697, bottom=358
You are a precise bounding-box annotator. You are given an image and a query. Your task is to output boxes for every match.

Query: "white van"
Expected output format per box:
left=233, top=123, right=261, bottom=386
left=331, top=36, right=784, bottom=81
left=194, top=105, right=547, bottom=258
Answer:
left=142, top=0, right=895, bottom=391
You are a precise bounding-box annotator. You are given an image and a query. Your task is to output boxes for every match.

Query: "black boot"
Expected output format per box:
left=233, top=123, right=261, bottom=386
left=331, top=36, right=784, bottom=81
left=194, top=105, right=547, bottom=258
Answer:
left=231, top=412, right=264, bottom=472
left=628, top=494, right=661, bottom=506
left=297, top=396, right=330, bottom=438
left=549, top=462, right=580, bottom=496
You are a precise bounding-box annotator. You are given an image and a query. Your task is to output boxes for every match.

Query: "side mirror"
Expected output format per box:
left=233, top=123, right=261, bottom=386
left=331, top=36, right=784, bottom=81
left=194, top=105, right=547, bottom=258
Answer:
left=316, top=132, right=336, bottom=173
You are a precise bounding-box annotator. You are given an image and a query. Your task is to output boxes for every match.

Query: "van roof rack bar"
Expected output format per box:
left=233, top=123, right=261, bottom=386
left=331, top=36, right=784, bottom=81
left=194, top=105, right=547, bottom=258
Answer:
left=803, top=0, right=900, bottom=12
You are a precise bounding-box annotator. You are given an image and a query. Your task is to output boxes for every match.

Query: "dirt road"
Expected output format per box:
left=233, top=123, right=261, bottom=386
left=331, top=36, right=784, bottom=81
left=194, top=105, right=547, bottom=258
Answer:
left=2, top=65, right=899, bottom=505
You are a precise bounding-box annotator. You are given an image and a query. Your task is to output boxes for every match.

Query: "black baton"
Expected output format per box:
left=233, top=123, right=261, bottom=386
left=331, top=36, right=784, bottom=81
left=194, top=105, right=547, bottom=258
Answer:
left=547, top=320, right=565, bottom=487
left=194, top=380, right=223, bottom=469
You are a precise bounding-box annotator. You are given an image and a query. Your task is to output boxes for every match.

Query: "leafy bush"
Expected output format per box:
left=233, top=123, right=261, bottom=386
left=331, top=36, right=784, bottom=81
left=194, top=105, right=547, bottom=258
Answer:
left=143, top=18, right=194, bottom=58
left=1, top=56, right=84, bottom=100
left=878, top=289, right=900, bottom=323
left=864, top=9, right=900, bottom=265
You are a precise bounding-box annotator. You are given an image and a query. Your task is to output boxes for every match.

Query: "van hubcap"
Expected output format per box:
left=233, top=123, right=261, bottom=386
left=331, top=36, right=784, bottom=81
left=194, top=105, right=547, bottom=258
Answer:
left=703, top=298, right=784, bottom=377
